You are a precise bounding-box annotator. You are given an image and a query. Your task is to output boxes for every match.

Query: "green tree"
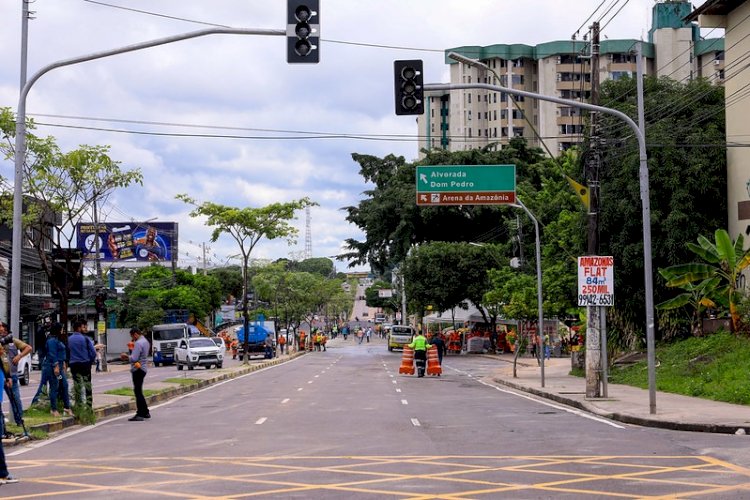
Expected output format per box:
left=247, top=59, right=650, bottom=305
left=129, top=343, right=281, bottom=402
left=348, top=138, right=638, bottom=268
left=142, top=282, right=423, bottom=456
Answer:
left=207, top=266, right=243, bottom=303
left=596, top=77, right=726, bottom=342
left=177, top=195, right=315, bottom=362
left=659, top=229, right=750, bottom=334
left=121, top=265, right=222, bottom=330
left=0, top=107, right=143, bottom=330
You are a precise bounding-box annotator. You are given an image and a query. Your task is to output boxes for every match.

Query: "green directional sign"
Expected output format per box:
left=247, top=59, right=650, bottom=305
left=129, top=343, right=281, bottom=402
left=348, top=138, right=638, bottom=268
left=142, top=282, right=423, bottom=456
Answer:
left=415, top=164, right=516, bottom=206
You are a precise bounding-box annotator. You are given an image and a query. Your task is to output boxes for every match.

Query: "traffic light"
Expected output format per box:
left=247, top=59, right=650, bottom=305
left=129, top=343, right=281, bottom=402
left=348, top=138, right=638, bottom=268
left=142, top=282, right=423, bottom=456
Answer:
left=394, top=60, right=424, bottom=115
left=287, top=1, right=320, bottom=63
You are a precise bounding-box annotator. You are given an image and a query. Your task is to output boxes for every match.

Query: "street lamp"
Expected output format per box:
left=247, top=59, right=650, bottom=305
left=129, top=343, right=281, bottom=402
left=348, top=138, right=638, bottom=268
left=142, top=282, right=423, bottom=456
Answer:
left=509, top=199, right=545, bottom=388
left=444, top=51, right=657, bottom=413
left=9, top=27, right=284, bottom=347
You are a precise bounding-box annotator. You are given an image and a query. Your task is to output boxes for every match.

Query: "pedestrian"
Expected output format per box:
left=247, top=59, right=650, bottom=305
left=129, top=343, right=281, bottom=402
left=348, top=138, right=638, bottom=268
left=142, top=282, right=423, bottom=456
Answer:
left=0, top=322, right=31, bottom=432
left=408, top=331, right=432, bottom=378
left=264, top=333, right=274, bottom=359
left=277, top=333, right=286, bottom=355
left=67, top=320, right=97, bottom=412
left=44, top=323, right=72, bottom=417
left=365, top=327, right=371, bottom=343
left=122, top=327, right=150, bottom=421
left=94, top=343, right=105, bottom=372
left=544, top=333, right=551, bottom=360
left=31, top=323, right=52, bottom=406
left=429, top=333, right=447, bottom=367
left=0, top=354, right=19, bottom=484
left=357, top=328, right=364, bottom=345
left=321, top=333, right=327, bottom=352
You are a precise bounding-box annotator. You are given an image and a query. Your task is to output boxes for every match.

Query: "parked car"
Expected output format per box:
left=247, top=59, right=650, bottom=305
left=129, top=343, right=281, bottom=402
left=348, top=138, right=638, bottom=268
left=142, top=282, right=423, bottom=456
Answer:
left=31, top=351, right=40, bottom=370
left=16, top=352, right=31, bottom=385
left=174, top=337, right=224, bottom=370
left=210, top=336, right=226, bottom=351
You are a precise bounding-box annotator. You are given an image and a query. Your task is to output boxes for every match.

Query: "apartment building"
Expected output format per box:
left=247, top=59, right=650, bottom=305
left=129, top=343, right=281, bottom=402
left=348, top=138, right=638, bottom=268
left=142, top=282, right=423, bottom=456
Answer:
left=688, top=0, right=750, bottom=265
left=418, top=0, right=725, bottom=157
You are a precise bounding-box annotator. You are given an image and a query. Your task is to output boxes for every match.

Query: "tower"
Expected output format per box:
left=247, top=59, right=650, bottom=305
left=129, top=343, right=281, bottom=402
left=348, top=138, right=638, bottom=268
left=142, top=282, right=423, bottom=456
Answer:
left=304, top=206, right=312, bottom=260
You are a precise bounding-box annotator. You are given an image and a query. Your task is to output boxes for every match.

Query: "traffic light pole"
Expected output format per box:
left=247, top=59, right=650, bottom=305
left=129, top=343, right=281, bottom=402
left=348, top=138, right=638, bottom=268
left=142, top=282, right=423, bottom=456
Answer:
left=10, top=27, right=284, bottom=352
left=426, top=72, right=657, bottom=414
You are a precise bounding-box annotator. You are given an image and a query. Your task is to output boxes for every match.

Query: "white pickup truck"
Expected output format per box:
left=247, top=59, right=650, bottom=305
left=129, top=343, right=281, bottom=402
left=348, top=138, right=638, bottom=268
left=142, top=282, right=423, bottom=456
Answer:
left=174, top=337, right=224, bottom=370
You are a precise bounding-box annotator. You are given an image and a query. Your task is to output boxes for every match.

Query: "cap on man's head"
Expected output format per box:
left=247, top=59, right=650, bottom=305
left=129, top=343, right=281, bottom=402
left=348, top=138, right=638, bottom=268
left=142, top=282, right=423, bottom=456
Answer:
left=129, top=327, right=141, bottom=335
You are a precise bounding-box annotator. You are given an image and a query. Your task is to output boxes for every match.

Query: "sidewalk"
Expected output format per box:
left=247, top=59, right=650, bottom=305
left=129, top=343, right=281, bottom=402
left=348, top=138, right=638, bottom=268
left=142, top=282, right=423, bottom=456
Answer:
left=487, top=353, right=750, bottom=434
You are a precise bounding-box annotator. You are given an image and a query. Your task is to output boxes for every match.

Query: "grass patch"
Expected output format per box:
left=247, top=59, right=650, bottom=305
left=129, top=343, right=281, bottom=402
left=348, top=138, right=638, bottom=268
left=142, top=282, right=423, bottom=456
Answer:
left=163, top=378, right=201, bottom=385
left=104, top=387, right=158, bottom=398
left=608, top=332, right=750, bottom=405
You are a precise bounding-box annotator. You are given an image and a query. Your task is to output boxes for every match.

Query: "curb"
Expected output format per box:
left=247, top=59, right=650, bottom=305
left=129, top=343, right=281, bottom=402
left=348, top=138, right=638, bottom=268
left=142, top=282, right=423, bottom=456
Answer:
left=10, top=351, right=305, bottom=441
left=492, top=377, right=748, bottom=435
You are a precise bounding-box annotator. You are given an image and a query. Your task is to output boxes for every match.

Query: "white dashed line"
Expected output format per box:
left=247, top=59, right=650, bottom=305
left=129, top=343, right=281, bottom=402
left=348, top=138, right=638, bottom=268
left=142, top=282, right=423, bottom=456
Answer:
left=281, top=398, right=290, bottom=404
left=396, top=388, right=401, bottom=393
left=308, top=380, right=313, bottom=384
left=411, top=418, right=421, bottom=427
left=255, top=417, right=267, bottom=425
left=297, top=388, right=303, bottom=391
left=401, top=399, right=408, bottom=405
left=389, top=374, right=394, bottom=378
left=314, top=375, right=320, bottom=378
left=392, top=380, right=397, bottom=384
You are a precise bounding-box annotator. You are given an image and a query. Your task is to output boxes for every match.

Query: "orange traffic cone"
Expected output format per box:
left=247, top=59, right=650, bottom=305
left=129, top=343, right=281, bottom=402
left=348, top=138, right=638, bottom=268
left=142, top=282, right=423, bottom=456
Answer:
left=426, top=345, right=442, bottom=376
left=399, top=346, right=415, bottom=375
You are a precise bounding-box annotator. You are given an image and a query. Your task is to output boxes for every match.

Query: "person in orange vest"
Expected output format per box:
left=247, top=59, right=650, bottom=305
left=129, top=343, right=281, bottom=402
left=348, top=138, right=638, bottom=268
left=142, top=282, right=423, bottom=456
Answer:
left=230, top=339, right=239, bottom=360
left=277, top=333, right=286, bottom=355
left=321, top=333, right=327, bottom=352
left=298, top=331, right=306, bottom=352
left=408, top=332, right=432, bottom=378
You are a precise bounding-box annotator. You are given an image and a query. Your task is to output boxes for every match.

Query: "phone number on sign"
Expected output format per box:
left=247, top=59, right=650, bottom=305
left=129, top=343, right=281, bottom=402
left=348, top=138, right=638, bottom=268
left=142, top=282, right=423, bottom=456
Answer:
left=578, top=294, right=614, bottom=306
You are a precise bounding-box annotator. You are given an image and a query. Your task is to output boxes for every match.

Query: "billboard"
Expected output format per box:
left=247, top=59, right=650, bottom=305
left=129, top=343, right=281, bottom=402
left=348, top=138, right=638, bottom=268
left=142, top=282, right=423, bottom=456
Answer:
left=76, top=222, right=178, bottom=263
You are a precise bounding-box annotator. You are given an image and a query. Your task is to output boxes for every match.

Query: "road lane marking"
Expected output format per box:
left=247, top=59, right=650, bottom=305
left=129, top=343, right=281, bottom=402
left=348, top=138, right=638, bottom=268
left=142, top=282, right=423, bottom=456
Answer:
left=411, top=418, right=421, bottom=426
left=392, top=380, right=397, bottom=384
left=281, top=398, right=290, bottom=404
left=308, top=380, right=313, bottom=384
left=396, top=388, right=401, bottom=393
left=401, top=400, right=408, bottom=405
left=255, top=417, right=267, bottom=425
left=449, top=367, right=625, bottom=429
left=314, top=375, right=319, bottom=378
left=9, top=356, right=304, bottom=456
left=297, top=387, right=303, bottom=391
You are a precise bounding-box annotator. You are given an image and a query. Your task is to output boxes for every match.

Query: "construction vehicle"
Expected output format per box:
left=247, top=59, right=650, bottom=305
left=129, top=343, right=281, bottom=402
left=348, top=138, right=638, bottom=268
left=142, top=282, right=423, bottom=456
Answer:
left=235, top=319, right=276, bottom=361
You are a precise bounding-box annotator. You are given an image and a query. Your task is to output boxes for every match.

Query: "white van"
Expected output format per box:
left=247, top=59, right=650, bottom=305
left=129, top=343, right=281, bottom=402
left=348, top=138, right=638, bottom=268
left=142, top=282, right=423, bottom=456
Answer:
left=387, top=325, right=415, bottom=351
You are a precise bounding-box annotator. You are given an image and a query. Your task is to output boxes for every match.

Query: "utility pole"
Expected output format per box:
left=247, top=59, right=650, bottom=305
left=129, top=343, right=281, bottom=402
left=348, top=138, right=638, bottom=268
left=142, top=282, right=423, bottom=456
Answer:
left=92, top=197, right=108, bottom=372
left=202, top=242, right=208, bottom=276
left=585, top=22, right=603, bottom=399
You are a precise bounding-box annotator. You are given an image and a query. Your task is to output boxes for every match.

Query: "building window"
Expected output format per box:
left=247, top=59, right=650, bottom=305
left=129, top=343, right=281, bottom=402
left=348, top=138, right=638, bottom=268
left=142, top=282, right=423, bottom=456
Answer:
left=513, top=127, right=524, bottom=137
left=467, top=93, right=472, bottom=104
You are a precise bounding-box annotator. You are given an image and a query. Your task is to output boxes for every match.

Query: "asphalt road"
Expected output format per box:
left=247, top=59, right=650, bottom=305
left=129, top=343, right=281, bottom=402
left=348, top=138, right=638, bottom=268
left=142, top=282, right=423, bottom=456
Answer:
left=4, top=336, right=750, bottom=499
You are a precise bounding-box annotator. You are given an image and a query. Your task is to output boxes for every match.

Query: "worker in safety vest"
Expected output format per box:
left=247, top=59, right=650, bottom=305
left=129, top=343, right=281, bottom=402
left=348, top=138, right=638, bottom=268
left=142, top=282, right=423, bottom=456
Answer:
left=408, top=333, right=432, bottom=378
left=321, top=333, right=327, bottom=352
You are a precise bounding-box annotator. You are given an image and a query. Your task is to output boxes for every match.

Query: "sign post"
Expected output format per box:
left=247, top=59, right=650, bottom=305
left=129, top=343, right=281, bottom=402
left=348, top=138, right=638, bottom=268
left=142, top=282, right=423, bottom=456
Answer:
left=416, top=165, right=516, bottom=205
left=578, top=256, right=614, bottom=397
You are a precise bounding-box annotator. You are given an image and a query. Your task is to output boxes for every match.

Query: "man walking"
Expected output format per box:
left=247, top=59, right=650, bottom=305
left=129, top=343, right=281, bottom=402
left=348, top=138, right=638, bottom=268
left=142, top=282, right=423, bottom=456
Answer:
left=68, top=320, right=97, bottom=412
left=429, top=333, right=447, bottom=373
left=123, top=327, right=150, bottom=421
left=408, top=331, right=432, bottom=378
left=0, top=322, right=31, bottom=432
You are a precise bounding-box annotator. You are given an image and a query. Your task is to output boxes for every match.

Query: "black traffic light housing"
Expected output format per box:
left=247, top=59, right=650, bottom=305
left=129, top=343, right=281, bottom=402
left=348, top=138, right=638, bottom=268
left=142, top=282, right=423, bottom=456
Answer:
left=287, top=1, right=320, bottom=63
left=394, top=60, right=424, bottom=115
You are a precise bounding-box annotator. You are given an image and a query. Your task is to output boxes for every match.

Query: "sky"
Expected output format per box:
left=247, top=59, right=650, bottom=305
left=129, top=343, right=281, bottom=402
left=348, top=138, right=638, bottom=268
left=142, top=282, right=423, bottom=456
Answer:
left=0, top=0, right=711, bottom=274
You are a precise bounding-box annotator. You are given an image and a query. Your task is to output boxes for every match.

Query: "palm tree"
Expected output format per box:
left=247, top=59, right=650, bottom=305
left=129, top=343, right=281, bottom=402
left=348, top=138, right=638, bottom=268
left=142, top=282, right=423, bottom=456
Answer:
left=660, top=229, right=750, bottom=334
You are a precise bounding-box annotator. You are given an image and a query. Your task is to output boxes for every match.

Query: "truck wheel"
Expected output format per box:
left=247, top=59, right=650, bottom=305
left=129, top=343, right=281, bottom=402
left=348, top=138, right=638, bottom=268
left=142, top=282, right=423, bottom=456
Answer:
left=388, top=345, right=393, bottom=352
left=188, top=364, right=194, bottom=370
left=217, top=363, right=223, bottom=369
left=239, top=355, right=243, bottom=361
left=177, top=363, right=183, bottom=371
left=154, top=361, right=160, bottom=367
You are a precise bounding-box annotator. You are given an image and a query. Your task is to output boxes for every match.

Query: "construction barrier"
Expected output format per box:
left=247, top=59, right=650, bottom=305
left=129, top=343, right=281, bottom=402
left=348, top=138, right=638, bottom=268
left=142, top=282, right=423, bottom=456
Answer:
left=399, top=346, right=415, bottom=375
left=426, top=345, right=442, bottom=376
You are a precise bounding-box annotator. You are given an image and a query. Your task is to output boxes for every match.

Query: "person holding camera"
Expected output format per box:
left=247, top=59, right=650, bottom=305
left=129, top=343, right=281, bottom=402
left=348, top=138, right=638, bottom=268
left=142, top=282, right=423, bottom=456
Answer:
left=0, top=322, right=31, bottom=432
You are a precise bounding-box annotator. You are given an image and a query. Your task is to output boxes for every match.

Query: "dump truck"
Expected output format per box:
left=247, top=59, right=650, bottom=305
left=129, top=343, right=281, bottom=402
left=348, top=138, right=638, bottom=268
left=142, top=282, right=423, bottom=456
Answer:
left=235, top=320, right=276, bottom=361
